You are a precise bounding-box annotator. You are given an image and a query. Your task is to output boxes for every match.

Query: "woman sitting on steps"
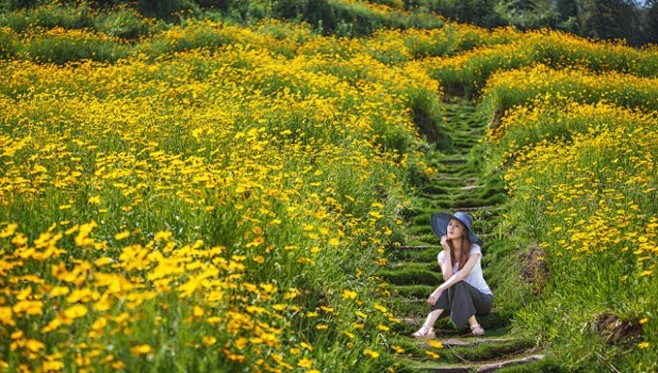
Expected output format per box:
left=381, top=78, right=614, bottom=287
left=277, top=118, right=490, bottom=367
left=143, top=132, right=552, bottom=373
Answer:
left=412, top=211, right=493, bottom=338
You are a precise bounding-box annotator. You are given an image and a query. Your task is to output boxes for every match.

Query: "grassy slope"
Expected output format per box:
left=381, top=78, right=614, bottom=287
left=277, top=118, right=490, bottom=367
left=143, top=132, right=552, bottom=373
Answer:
left=1, top=1, right=657, bottom=371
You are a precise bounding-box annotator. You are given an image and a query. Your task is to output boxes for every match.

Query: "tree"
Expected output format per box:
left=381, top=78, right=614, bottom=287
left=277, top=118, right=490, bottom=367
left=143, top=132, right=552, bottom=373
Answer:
left=645, top=0, right=658, bottom=44
left=494, top=0, right=561, bottom=30
left=579, top=0, right=642, bottom=43
left=556, top=0, right=580, bottom=32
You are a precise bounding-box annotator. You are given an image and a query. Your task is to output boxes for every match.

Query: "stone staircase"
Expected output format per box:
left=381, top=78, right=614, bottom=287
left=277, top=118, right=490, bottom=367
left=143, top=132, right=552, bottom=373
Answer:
left=383, top=101, right=554, bottom=372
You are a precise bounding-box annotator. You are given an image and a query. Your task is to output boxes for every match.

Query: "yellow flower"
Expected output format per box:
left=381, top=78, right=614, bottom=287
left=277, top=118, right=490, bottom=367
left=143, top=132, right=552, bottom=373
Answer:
left=26, top=339, right=45, bottom=353
left=0, top=307, right=15, bottom=326
left=425, top=350, right=440, bottom=359
left=363, top=349, right=379, bottom=358
left=94, top=257, right=114, bottom=267
left=342, top=289, right=357, bottom=300
left=114, top=231, right=130, bottom=241
left=638, top=342, right=650, bottom=349
left=154, top=230, right=172, bottom=242
left=11, top=233, right=28, bottom=246
left=202, top=336, right=217, bottom=346
left=64, top=304, right=88, bottom=319
left=427, top=340, right=443, bottom=349
left=42, top=359, right=65, bottom=371
left=391, top=345, right=405, bottom=354
left=253, top=255, right=265, bottom=263
left=0, top=223, right=18, bottom=238
left=131, top=344, right=154, bottom=355
left=49, top=286, right=70, bottom=297
left=297, top=357, right=313, bottom=368
left=111, top=361, right=126, bottom=369
left=91, top=317, right=107, bottom=331
left=13, top=300, right=43, bottom=316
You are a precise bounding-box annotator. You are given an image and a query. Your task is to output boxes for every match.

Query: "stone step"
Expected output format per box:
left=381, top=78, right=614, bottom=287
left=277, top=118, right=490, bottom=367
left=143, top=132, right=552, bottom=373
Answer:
left=412, top=353, right=546, bottom=373
left=438, top=158, right=468, bottom=165
left=431, top=177, right=479, bottom=183
left=397, top=311, right=509, bottom=332
left=392, top=245, right=441, bottom=250
left=391, top=261, right=440, bottom=272
left=379, top=268, right=441, bottom=286
left=394, top=284, right=435, bottom=299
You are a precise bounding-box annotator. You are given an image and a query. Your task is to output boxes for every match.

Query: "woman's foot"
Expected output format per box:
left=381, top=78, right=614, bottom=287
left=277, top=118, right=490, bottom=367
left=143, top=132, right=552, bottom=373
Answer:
left=470, top=324, right=485, bottom=336
left=411, top=325, right=434, bottom=338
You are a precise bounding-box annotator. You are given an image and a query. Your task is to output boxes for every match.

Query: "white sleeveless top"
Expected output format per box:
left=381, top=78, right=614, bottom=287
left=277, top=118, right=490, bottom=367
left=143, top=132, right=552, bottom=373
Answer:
left=438, top=244, right=492, bottom=295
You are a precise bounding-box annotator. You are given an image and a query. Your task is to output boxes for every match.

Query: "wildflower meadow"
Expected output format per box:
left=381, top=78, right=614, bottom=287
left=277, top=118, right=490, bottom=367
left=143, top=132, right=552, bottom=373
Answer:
left=1, top=1, right=657, bottom=372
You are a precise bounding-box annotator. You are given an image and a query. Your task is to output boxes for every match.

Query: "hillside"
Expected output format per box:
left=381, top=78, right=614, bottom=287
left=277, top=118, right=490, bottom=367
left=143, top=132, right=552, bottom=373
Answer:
left=1, top=2, right=657, bottom=372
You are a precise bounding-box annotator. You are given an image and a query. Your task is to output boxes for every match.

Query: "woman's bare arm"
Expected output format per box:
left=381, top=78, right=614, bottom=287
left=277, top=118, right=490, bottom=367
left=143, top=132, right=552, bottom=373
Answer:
left=437, top=253, right=478, bottom=291
left=440, top=236, right=453, bottom=280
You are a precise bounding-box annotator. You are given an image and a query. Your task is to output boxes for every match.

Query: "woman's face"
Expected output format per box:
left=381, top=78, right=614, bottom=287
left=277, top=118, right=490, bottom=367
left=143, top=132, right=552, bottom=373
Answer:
left=446, top=219, right=465, bottom=240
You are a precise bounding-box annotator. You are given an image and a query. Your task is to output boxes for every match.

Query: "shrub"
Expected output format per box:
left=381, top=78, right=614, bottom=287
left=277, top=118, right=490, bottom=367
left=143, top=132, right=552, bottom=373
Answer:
left=0, top=3, right=92, bottom=32
left=21, top=27, right=130, bottom=64
left=92, top=6, right=163, bottom=40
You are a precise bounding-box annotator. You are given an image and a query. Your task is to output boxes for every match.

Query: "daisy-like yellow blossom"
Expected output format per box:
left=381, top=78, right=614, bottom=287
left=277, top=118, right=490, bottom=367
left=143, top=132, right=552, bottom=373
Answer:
left=64, top=304, right=88, bottom=319
left=363, top=349, right=379, bottom=359
left=130, top=344, right=154, bottom=355
left=154, top=231, right=172, bottom=242
left=0, top=307, right=15, bottom=326
left=425, top=350, right=440, bottom=359
left=193, top=306, right=204, bottom=318
left=25, top=339, right=45, bottom=353
left=0, top=223, right=18, bottom=238
left=342, top=289, right=357, bottom=300
left=114, top=231, right=130, bottom=241
left=297, top=357, right=313, bottom=368
left=202, top=336, right=217, bottom=346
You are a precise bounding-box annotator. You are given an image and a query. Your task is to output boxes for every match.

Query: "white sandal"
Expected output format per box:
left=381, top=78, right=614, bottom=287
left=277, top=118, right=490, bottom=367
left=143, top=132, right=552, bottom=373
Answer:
left=471, top=324, right=485, bottom=336
left=411, top=325, right=434, bottom=338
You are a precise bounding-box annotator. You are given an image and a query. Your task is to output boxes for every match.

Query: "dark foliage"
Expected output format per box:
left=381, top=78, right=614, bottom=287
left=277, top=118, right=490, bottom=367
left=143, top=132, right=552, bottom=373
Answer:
left=0, top=0, right=655, bottom=45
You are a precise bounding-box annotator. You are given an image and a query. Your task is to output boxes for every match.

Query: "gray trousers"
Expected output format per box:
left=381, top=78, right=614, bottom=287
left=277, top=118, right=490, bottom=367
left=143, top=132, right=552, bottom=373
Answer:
left=429, top=281, right=493, bottom=328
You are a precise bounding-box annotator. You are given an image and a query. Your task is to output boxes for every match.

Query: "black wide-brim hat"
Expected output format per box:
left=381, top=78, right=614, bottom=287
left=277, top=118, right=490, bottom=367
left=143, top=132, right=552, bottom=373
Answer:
left=430, top=211, right=483, bottom=246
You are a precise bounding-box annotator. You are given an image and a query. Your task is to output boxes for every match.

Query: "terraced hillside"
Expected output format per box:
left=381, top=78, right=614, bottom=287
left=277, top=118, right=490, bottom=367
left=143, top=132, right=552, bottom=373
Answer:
left=383, top=101, right=560, bottom=372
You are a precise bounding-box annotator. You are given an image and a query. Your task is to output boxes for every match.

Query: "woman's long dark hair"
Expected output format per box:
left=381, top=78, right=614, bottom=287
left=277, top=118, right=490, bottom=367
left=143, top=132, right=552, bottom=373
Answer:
left=448, top=232, right=472, bottom=270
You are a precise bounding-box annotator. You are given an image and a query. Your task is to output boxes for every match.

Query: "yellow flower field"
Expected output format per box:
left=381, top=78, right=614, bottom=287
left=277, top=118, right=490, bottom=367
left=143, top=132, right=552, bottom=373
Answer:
left=2, top=2, right=658, bottom=370
left=0, top=18, right=440, bottom=372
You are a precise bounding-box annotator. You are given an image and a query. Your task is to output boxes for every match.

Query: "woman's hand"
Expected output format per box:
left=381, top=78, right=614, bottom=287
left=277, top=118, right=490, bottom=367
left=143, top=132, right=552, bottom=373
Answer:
left=440, top=235, right=450, bottom=251
left=428, top=289, right=442, bottom=306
